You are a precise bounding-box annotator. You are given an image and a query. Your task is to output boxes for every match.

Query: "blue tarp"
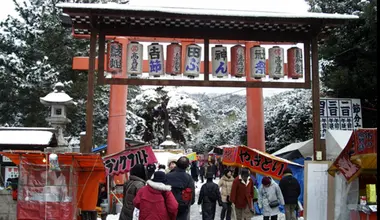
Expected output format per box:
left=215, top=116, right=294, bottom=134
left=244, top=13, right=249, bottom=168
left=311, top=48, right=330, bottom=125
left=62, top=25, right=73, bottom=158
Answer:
left=253, top=157, right=311, bottom=215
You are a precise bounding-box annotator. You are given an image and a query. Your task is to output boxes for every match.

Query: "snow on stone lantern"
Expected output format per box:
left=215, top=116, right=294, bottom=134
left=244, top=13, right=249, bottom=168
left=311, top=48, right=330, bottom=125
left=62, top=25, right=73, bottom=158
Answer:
left=159, top=135, right=178, bottom=150
left=40, top=82, right=75, bottom=150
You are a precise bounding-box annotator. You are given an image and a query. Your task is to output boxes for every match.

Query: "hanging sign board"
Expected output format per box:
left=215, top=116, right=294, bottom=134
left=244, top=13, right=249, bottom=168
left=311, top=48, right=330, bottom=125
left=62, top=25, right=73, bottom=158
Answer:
left=331, top=134, right=361, bottom=182
left=352, top=128, right=377, bottom=156
left=103, top=145, right=157, bottom=176
left=320, top=98, right=363, bottom=139
left=222, top=146, right=302, bottom=180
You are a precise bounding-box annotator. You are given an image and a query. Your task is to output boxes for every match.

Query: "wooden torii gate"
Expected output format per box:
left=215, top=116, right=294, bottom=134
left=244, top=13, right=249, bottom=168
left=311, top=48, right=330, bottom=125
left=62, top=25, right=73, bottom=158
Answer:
left=71, top=37, right=289, bottom=156
left=58, top=3, right=357, bottom=183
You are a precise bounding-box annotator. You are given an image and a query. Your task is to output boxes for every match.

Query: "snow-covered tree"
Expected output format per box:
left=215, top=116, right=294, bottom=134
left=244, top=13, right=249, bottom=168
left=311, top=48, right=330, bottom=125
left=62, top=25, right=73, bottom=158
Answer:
left=0, top=0, right=112, bottom=146
left=264, top=89, right=313, bottom=153
left=130, top=87, right=200, bottom=146
left=188, top=93, right=247, bottom=153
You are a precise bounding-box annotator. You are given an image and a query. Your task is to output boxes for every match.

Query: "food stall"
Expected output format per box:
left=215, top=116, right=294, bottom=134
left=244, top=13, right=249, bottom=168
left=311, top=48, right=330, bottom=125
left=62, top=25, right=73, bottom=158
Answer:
left=328, top=128, right=377, bottom=220
left=0, top=151, right=105, bottom=220
left=103, top=145, right=157, bottom=213
left=222, top=145, right=303, bottom=180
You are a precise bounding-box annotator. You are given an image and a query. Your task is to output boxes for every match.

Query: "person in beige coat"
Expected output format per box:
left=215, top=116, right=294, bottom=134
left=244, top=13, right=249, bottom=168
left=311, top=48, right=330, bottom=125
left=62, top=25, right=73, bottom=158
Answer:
left=218, top=169, right=234, bottom=220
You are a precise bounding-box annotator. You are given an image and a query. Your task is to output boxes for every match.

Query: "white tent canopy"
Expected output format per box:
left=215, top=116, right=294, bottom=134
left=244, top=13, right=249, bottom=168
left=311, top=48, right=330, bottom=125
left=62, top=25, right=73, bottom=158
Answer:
left=273, top=139, right=313, bottom=159
left=325, top=129, right=353, bottom=160
left=154, top=151, right=184, bottom=166
left=273, top=129, right=353, bottom=160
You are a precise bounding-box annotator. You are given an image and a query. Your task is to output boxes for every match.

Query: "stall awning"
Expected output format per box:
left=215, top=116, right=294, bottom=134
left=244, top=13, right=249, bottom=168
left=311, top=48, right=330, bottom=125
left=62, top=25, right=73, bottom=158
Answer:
left=328, top=128, right=377, bottom=182
left=222, top=145, right=303, bottom=180
left=0, top=151, right=105, bottom=171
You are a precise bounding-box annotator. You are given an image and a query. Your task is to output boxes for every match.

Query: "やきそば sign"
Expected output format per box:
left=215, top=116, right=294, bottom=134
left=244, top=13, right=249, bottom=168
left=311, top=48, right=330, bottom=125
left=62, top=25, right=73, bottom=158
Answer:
left=222, top=146, right=293, bottom=180
left=103, top=145, right=157, bottom=176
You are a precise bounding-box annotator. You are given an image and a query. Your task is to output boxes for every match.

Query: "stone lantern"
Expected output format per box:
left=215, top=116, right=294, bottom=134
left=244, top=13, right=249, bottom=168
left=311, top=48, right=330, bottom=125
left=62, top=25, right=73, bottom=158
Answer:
left=159, top=135, right=178, bottom=150
left=40, top=82, right=75, bottom=151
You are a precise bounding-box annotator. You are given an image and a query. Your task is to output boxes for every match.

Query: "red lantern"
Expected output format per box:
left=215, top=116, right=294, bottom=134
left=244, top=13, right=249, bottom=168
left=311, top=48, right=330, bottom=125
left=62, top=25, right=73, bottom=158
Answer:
left=231, top=45, right=245, bottom=77
left=166, top=42, right=182, bottom=76
left=106, top=41, right=123, bottom=74
left=287, top=47, right=303, bottom=79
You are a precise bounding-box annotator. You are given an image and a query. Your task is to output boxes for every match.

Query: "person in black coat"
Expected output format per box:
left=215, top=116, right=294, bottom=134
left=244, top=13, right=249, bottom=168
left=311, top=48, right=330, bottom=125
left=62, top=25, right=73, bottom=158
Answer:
left=166, top=157, right=196, bottom=220
left=199, top=163, right=206, bottom=183
left=198, top=172, right=222, bottom=220
left=190, top=161, right=200, bottom=183
left=97, top=184, right=108, bottom=206
left=279, top=168, right=301, bottom=220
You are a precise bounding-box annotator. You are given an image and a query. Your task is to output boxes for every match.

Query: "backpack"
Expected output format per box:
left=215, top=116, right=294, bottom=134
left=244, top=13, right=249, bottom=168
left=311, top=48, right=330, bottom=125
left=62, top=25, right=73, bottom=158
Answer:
left=171, top=174, right=193, bottom=214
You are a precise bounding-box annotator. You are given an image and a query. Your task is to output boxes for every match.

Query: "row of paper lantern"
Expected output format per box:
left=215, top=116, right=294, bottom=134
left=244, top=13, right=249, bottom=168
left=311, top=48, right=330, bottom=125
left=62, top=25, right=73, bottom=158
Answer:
left=106, top=42, right=304, bottom=79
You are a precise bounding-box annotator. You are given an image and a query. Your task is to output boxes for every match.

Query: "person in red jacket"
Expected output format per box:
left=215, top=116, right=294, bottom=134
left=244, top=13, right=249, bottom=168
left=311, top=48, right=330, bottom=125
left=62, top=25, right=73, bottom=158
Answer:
left=133, top=171, right=178, bottom=220
left=230, top=168, right=254, bottom=220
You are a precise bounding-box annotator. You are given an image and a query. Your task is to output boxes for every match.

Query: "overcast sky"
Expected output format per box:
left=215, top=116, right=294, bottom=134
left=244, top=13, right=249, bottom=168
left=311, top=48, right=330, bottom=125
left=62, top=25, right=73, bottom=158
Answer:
left=0, top=0, right=310, bottom=97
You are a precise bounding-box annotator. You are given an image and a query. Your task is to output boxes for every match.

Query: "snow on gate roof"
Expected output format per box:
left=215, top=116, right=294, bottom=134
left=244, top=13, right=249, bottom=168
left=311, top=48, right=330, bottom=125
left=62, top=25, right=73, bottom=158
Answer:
left=57, top=3, right=358, bottom=41
left=0, top=129, right=56, bottom=146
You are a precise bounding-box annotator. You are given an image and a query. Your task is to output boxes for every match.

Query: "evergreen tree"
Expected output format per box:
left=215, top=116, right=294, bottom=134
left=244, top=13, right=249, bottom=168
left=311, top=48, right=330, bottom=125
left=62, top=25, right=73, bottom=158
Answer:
left=0, top=0, right=114, bottom=146
left=307, top=0, right=377, bottom=127
left=130, top=87, right=200, bottom=146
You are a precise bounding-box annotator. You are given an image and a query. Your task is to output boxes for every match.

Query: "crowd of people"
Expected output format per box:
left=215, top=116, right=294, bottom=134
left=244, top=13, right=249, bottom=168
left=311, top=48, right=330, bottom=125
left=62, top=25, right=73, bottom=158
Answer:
left=114, top=156, right=301, bottom=220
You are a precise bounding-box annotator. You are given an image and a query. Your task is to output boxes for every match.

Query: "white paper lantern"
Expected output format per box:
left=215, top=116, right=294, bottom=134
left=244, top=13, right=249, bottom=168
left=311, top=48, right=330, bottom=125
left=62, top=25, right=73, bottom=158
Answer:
left=184, top=44, right=202, bottom=78
left=268, top=46, right=284, bottom=79
left=148, top=43, right=164, bottom=77
left=250, top=45, right=266, bottom=79
left=126, top=41, right=143, bottom=77
left=212, top=45, right=228, bottom=78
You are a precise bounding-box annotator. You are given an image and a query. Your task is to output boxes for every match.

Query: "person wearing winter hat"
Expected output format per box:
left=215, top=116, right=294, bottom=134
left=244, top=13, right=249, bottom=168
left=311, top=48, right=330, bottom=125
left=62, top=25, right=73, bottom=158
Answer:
left=279, top=168, right=301, bottom=220
left=133, top=171, right=179, bottom=220
left=146, top=163, right=157, bottom=179
left=258, top=176, right=285, bottom=220
left=119, top=164, right=147, bottom=220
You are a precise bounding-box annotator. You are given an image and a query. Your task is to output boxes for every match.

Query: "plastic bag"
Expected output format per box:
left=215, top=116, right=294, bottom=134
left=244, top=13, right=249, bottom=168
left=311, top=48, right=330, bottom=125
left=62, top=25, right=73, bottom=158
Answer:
left=297, top=201, right=304, bottom=211
left=132, top=208, right=140, bottom=220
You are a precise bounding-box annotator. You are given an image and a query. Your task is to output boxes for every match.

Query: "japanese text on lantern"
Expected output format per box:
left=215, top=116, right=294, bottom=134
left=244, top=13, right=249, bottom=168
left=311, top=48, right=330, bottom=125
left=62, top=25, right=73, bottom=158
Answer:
left=108, top=43, right=122, bottom=70
left=295, top=49, right=302, bottom=74
left=186, top=46, right=201, bottom=72
left=215, top=48, right=227, bottom=74
left=149, top=46, right=162, bottom=73
left=173, top=47, right=181, bottom=73
left=320, top=98, right=362, bottom=139
left=130, top=45, right=140, bottom=72
left=273, top=48, right=283, bottom=75
left=103, top=146, right=157, bottom=176
left=236, top=49, right=245, bottom=74
left=237, top=148, right=286, bottom=179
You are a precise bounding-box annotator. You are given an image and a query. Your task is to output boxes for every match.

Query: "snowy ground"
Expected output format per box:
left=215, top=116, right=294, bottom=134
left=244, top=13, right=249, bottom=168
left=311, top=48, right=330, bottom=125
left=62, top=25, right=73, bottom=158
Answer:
left=101, top=177, right=303, bottom=220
